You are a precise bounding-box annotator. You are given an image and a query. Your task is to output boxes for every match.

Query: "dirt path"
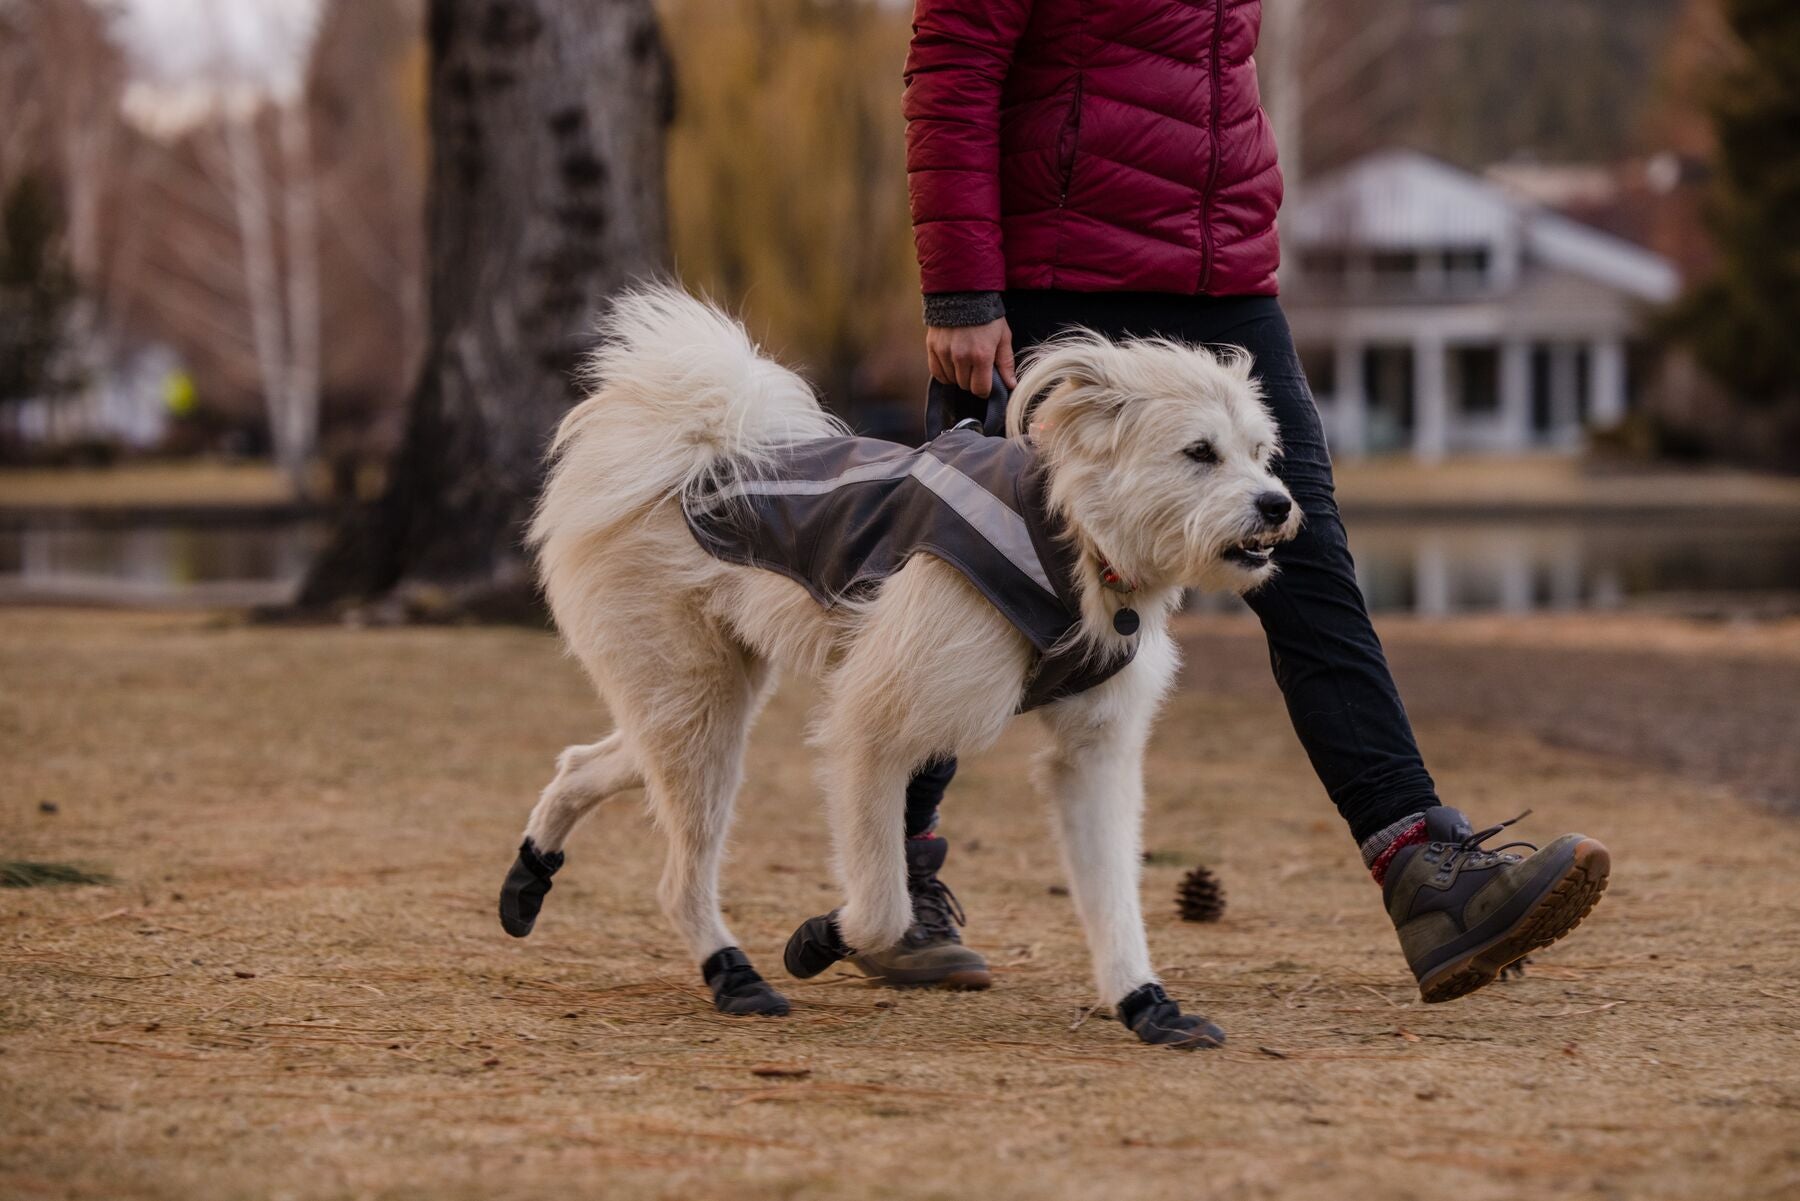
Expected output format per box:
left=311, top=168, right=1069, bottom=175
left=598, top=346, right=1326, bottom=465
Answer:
left=3, top=610, right=1797, bottom=1201
left=1178, top=612, right=1800, bottom=813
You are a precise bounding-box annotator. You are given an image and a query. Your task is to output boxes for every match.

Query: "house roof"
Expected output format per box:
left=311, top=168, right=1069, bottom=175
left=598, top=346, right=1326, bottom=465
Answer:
left=1290, top=149, right=1680, bottom=303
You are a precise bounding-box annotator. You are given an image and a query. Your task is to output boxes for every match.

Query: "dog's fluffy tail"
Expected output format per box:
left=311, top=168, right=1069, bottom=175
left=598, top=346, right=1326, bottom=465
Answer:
left=531, top=284, right=843, bottom=554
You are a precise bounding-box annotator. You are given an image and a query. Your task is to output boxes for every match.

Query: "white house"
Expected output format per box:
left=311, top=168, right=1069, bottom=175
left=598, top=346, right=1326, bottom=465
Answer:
left=6, top=343, right=178, bottom=451
left=1283, top=150, right=1681, bottom=460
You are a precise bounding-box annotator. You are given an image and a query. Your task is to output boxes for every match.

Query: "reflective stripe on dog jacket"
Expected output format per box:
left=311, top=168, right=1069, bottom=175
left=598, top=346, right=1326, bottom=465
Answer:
left=684, top=428, right=1135, bottom=712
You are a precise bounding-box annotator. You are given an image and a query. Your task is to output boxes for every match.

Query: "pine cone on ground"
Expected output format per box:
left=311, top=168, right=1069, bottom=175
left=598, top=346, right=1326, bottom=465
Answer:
left=1499, top=956, right=1532, bottom=981
left=1176, top=865, right=1226, bottom=923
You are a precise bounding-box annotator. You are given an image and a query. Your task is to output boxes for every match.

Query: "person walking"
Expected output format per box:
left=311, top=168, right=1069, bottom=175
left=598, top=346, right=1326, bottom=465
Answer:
left=847, top=0, right=1612, bottom=1007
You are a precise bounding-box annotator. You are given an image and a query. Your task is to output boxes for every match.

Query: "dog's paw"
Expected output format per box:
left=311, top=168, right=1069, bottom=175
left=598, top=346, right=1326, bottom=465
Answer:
left=498, top=838, right=564, bottom=938
left=783, top=911, right=853, bottom=979
left=702, top=947, right=791, bottom=1016
left=1116, top=982, right=1226, bottom=1051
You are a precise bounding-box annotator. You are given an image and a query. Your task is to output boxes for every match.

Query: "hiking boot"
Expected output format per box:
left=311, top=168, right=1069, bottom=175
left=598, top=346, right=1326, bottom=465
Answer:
left=847, top=837, right=992, bottom=990
left=1385, top=807, right=1610, bottom=1003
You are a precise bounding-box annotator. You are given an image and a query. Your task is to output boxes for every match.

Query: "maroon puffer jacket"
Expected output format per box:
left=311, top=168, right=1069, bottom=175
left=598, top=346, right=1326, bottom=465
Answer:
left=904, top=0, right=1282, bottom=298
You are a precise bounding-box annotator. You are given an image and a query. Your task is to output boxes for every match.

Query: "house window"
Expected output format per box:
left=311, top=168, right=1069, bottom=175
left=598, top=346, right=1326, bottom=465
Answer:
left=1574, top=345, right=1592, bottom=423
left=1300, top=249, right=1349, bottom=287
left=1371, top=250, right=1420, bottom=286
left=1442, top=246, right=1490, bottom=291
left=1454, top=347, right=1500, bottom=415
left=1530, top=346, right=1554, bottom=434
left=1626, top=342, right=1652, bottom=412
left=1362, top=346, right=1415, bottom=453
left=1298, top=345, right=1337, bottom=398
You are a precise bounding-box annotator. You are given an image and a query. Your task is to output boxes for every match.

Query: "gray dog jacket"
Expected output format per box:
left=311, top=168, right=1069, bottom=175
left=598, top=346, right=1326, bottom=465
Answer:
left=684, top=428, right=1136, bottom=712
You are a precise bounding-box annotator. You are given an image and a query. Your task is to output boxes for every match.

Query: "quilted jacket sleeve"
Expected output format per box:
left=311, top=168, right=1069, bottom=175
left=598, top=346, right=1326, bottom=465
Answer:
left=903, top=0, right=1036, bottom=295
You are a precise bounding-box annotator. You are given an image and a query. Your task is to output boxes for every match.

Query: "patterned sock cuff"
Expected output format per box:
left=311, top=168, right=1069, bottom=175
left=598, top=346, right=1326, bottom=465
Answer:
left=904, top=813, right=940, bottom=839
left=1353, top=817, right=1425, bottom=893
left=1368, top=821, right=1429, bottom=886
left=1361, top=811, right=1428, bottom=869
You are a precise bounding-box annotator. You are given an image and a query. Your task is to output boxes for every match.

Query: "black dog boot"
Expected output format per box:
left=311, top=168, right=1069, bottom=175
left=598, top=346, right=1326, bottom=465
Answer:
left=784, top=910, right=854, bottom=978
left=1116, top=983, right=1226, bottom=1050
left=498, top=838, right=564, bottom=938
left=702, top=947, right=791, bottom=1016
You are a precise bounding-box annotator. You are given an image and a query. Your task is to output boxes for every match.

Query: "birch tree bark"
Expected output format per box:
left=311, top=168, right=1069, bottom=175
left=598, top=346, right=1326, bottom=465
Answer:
left=299, top=0, right=672, bottom=614
left=276, top=101, right=323, bottom=490
left=220, top=107, right=321, bottom=496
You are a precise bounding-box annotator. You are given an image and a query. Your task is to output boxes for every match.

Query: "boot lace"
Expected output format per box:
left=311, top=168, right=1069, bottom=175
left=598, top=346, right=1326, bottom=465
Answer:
left=1450, top=810, right=1538, bottom=868
left=908, top=866, right=967, bottom=944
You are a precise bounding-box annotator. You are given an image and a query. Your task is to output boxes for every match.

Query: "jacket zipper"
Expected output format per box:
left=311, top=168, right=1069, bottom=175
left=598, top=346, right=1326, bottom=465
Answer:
left=1057, top=75, right=1085, bottom=207
left=1198, top=0, right=1226, bottom=291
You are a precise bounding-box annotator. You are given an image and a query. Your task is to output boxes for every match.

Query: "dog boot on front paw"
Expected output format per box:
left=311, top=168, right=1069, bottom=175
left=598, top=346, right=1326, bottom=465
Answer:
left=702, top=946, right=791, bottom=1016
left=847, top=836, right=993, bottom=990
left=498, top=838, right=564, bottom=938
left=1116, top=983, right=1226, bottom=1050
left=783, top=910, right=853, bottom=978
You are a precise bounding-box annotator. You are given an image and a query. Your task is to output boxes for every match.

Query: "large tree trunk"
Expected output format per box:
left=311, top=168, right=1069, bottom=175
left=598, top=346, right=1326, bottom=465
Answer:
left=298, top=0, right=671, bottom=616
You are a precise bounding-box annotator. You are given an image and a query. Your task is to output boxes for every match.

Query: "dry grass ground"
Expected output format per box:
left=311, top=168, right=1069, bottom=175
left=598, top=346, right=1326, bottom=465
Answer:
left=3, top=609, right=1798, bottom=1201
left=0, top=463, right=291, bottom=510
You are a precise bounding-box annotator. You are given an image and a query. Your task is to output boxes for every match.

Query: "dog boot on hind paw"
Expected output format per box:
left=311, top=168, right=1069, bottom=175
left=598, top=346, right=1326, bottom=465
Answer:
left=784, top=910, right=853, bottom=978
left=498, top=838, right=563, bottom=938
left=1116, top=983, right=1226, bottom=1050
left=702, top=947, right=791, bottom=1016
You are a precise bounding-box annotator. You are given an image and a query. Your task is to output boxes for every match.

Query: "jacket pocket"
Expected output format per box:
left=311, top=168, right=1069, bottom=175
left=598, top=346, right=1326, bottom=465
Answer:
left=1056, top=75, right=1084, bottom=205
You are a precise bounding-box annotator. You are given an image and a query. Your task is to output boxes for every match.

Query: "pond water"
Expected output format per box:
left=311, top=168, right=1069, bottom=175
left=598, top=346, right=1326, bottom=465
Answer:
left=1329, top=517, right=1800, bottom=616
left=2, top=515, right=1799, bottom=615
left=0, top=519, right=326, bottom=607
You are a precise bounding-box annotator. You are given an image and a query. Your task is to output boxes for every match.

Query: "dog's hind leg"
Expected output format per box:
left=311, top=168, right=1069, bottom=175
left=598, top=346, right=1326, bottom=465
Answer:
left=634, top=647, right=790, bottom=1016
left=528, top=732, right=643, bottom=853
left=500, top=732, right=643, bottom=940
left=1038, top=632, right=1226, bottom=1051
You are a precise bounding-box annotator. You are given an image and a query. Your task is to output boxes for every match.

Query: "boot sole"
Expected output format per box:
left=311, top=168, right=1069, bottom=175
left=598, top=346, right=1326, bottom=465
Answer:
left=850, top=963, right=994, bottom=991
left=1417, top=838, right=1610, bottom=1004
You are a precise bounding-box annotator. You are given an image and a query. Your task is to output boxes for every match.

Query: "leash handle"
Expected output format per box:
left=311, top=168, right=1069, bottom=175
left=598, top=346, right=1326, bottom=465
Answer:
left=925, top=369, right=1010, bottom=440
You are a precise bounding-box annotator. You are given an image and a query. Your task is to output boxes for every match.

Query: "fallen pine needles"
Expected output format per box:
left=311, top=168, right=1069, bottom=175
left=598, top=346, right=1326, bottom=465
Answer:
left=2, top=861, right=113, bottom=888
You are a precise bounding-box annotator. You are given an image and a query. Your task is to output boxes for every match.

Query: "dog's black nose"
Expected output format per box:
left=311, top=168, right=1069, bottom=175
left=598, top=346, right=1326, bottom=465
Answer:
left=1255, top=491, right=1293, bottom=525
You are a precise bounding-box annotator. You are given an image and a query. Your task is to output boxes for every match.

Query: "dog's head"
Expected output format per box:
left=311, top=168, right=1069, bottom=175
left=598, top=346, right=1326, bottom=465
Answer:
left=1007, top=334, right=1302, bottom=595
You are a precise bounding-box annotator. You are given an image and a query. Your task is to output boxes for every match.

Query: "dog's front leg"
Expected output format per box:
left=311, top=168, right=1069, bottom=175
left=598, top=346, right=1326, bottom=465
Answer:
left=830, top=748, right=919, bottom=951
left=1042, top=713, right=1154, bottom=999
left=785, top=558, right=1029, bottom=980
left=1040, top=645, right=1226, bottom=1050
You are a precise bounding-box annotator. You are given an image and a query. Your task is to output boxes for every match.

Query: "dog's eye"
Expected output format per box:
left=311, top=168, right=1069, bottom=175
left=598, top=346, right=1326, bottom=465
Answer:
left=1183, top=441, right=1219, bottom=466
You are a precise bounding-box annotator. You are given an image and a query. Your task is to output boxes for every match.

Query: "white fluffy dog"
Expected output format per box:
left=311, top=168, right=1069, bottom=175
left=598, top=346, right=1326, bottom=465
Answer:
left=500, top=286, right=1300, bottom=1049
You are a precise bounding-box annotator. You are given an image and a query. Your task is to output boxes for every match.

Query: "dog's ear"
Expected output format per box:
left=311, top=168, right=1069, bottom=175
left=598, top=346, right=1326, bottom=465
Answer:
left=1006, top=336, right=1127, bottom=438
left=1213, top=344, right=1256, bottom=384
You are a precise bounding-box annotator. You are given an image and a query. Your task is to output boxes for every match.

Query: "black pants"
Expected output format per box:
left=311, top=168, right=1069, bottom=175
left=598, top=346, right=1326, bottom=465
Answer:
left=904, top=290, right=1440, bottom=846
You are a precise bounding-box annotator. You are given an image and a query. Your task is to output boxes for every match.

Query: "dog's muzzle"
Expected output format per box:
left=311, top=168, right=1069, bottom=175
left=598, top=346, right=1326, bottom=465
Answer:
left=1224, top=491, right=1297, bottom=568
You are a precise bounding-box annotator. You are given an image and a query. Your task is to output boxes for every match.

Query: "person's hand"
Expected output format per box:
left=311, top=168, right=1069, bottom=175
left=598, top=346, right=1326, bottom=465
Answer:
left=926, top=318, right=1017, bottom=397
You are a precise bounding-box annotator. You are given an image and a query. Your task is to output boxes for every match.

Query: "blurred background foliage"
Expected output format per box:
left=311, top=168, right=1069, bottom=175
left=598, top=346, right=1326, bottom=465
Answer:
left=1670, top=0, right=1800, bottom=410
left=0, top=0, right=1793, bottom=469
left=663, top=0, right=921, bottom=412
